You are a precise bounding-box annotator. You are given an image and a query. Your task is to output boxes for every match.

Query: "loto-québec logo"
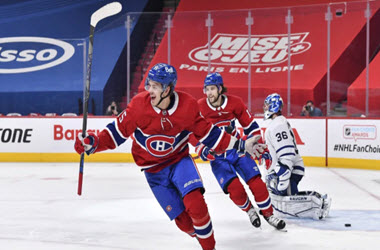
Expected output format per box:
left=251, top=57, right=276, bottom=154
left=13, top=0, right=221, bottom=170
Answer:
left=181, top=32, right=311, bottom=73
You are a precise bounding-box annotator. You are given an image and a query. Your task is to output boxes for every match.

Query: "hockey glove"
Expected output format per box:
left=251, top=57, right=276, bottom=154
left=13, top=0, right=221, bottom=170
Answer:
left=259, top=150, right=272, bottom=170
left=195, top=143, right=215, bottom=161
left=234, top=134, right=267, bottom=159
left=75, top=132, right=99, bottom=155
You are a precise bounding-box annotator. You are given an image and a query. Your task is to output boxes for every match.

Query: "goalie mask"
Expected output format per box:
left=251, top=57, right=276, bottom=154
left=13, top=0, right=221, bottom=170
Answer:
left=145, top=63, right=177, bottom=92
left=263, top=93, right=283, bottom=120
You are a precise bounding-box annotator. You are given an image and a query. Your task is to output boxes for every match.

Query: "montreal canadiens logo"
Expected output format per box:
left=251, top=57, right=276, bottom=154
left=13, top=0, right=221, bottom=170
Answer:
left=146, top=135, right=175, bottom=157
left=189, top=32, right=311, bottom=66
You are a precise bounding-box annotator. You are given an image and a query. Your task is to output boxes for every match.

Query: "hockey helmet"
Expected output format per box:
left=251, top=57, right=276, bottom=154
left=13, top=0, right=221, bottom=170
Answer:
left=263, top=93, right=283, bottom=120
left=203, top=72, right=223, bottom=92
left=145, top=63, right=177, bottom=91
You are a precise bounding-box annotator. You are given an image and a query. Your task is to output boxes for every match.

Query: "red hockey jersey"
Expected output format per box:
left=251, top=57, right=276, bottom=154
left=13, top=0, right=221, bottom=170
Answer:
left=95, top=91, right=234, bottom=172
left=197, top=94, right=260, bottom=138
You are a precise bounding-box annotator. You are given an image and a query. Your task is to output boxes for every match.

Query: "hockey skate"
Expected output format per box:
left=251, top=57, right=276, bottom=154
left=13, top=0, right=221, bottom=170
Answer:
left=264, top=215, right=286, bottom=230
left=247, top=207, right=261, bottom=228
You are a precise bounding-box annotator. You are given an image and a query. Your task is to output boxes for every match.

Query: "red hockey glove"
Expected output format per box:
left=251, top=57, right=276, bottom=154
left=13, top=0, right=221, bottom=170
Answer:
left=235, top=134, right=267, bottom=159
left=75, top=132, right=99, bottom=155
left=259, top=149, right=272, bottom=170
left=195, top=143, right=215, bottom=161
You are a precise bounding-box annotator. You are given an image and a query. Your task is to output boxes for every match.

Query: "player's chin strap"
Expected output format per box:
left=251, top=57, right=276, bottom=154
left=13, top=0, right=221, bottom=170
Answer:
left=155, top=85, right=173, bottom=108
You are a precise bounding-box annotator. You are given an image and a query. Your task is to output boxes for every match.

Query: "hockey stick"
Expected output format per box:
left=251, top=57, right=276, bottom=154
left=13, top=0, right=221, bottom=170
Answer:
left=78, top=2, right=122, bottom=196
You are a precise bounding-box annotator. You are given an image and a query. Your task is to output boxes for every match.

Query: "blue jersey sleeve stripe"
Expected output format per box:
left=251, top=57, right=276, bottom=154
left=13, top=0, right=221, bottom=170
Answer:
left=276, top=145, right=295, bottom=153
left=133, top=129, right=146, bottom=147
left=293, top=166, right=305, bottom=172
left=198, top=125, right=213, bottom=142
left=279, top=152, right=296, bottom=157
left=200, top=125, right=222, bottom=148
left=106, top=121, right=127, bottom=146
left=243, top=121, right=260, bottom=135
left=115, top=118, right=128, bottom=139
left=293, top=167, right=305, bottom=176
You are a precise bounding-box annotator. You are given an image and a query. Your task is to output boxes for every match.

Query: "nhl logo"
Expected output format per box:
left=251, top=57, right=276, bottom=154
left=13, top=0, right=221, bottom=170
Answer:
left=345, top=128, right=351, bottom=136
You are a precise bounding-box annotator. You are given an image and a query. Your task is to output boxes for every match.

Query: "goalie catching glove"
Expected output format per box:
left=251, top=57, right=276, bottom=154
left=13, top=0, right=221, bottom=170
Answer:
left=75, top=132, right=99, bottom=155
left=233, top=134, right=267, bottom=159
left=195, top=143, right=215, bottom=161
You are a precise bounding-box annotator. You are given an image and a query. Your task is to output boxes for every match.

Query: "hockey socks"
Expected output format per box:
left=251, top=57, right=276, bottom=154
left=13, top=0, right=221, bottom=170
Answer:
left=247, top=176, right=273, bottom=217
left=175, top=210, right=196, bottom=237
left=227, top=178, right=252, bottom=212
left=183, top=189, right=215, bottom=250
left=227, top=178, right=261, bottom=227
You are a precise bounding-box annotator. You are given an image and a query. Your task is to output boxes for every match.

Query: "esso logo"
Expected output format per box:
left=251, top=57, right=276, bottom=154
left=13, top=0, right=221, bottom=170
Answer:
left=146, top=135, right=175, bottom=157
left=0, top=37, right=75, bottom=73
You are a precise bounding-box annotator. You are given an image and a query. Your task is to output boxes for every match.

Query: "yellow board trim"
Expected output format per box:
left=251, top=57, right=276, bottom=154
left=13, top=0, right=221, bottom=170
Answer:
left=0, top=153, right=134, bottom=163
left=0, top=153, right=379, bottom=170
left=328, top=158, right=380, bottom=170
left=302, top=156, right=326, bottom=167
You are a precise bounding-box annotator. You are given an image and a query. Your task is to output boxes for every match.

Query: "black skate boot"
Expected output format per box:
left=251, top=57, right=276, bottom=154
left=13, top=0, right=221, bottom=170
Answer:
left=264, top=215, right=286, bottom=230
left=247, top=207, right=261, bottom=228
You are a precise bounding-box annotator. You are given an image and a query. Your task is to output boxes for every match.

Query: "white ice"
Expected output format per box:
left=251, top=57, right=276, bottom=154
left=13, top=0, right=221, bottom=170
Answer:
left=0, top=162, right=379, bottom=250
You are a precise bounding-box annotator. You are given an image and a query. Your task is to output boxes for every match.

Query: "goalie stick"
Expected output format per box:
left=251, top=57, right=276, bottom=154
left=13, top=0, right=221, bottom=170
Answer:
left=78, top=2, right=122, bottom=196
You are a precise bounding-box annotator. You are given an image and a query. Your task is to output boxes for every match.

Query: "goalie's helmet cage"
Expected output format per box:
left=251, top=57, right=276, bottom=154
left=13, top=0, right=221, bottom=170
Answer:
left=203, top=72, right=223, bottom=93
left=264, top=93, right=283, bottom=120
left=145, top=63, right=177, bottom=91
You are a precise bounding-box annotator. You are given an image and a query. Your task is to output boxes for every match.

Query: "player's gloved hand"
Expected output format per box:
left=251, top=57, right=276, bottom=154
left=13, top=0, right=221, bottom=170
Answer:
left=259, top=149, right=272, bottom=169
left=234, top=134, right=267, bottom=159
left=75, top=132, right=99, bottom=155
left=195, top=143, right=215, bottom=161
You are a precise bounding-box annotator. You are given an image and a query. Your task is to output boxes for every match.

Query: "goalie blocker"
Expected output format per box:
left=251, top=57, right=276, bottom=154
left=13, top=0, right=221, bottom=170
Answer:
left=270, top=191, right=331, bottom=220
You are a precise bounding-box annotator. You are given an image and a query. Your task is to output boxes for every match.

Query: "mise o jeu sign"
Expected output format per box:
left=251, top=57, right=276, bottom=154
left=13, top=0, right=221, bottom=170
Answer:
left=189, top=32, right=311, bottom=66
left=0, top=37, right=75, bottom=73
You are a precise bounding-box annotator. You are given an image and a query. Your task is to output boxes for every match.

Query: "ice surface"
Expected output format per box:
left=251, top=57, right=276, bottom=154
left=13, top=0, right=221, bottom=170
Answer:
left=0, top=162, right=379, bottom=250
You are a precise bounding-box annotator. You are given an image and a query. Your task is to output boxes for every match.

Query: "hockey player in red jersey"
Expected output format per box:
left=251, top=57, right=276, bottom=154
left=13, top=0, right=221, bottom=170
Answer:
left=75, top=63, right=266, bottom=250
left=192, top=72, right=286, bottom=230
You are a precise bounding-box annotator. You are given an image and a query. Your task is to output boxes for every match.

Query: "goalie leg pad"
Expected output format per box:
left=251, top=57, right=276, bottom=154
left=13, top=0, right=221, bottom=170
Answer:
left=270, top=191, right=331, bottom=220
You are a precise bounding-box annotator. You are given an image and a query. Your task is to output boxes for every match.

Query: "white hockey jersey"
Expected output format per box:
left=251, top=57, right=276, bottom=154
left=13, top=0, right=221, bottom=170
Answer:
left=264, top=115, right=304, bottom=175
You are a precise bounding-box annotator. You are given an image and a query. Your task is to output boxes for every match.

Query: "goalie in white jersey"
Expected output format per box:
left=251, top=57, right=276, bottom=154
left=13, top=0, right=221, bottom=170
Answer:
left=262, top=93, right=331, bottom=220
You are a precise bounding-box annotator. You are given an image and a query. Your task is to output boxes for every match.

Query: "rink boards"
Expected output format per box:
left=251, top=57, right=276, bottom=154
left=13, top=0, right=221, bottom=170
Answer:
left=0, top=117, right=379, bottom=170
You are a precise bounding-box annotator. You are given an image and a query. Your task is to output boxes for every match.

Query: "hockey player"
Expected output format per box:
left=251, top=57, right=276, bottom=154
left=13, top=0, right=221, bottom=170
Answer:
left=192, top=72, right=286, bottom=230
left=75, top=63, right=266, bottom=250
left=262, top=93, right=331, bottom=220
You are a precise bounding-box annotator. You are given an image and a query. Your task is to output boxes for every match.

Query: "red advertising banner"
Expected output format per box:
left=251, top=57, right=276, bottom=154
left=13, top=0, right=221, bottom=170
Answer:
left=348, top=51, right=380, bottom=117
left=139, top=0, right=378, bottom=115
